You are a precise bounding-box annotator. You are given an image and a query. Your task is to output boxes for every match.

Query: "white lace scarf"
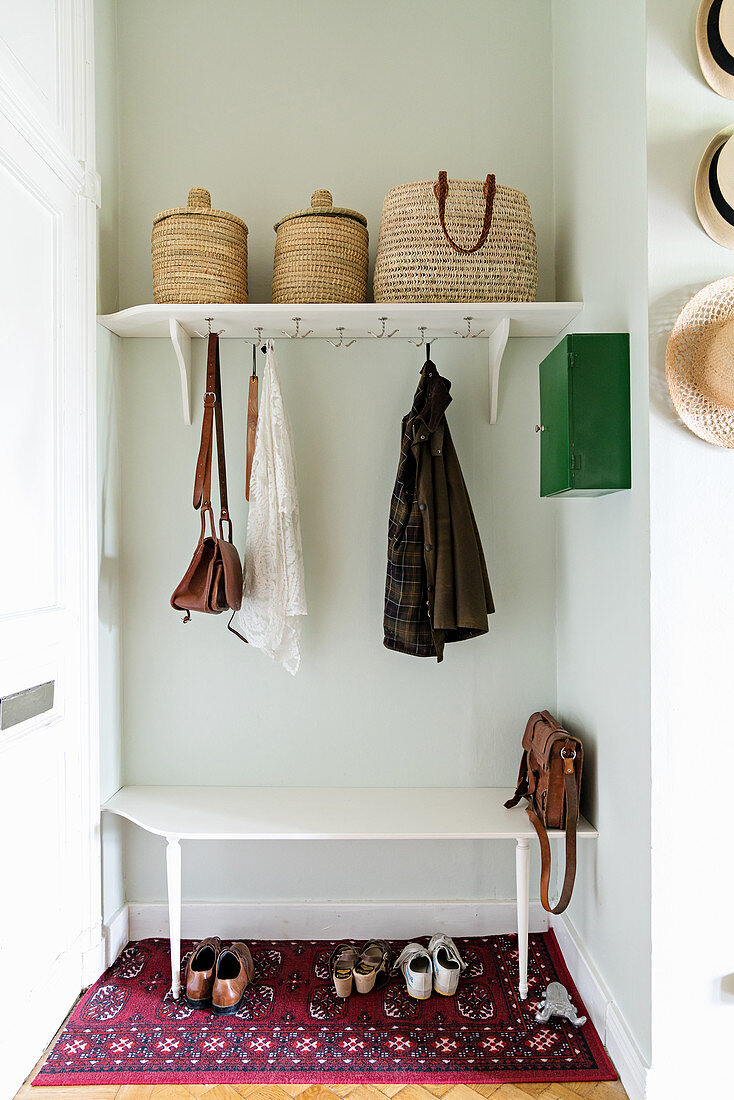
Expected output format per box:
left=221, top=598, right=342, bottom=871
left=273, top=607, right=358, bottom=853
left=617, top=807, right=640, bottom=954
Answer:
left=231, top=341, right=306, bottom=674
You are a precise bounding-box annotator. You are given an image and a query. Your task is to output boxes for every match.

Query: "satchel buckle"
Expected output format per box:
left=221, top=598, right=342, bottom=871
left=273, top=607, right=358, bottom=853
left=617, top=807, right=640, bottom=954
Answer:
left=560, top=746, right=576, bottom=760
left=204, top=391, right=217, bottom=402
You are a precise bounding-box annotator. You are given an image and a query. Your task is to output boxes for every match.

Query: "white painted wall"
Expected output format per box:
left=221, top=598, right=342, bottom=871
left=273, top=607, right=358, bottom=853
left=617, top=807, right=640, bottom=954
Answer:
left=95, top=0, right=125, bottom=923
left=104, top=0, right=560, bottom=906
left=646, top=0, right=734, bottom=1092
left=551, top=0, right=651, bottom=1066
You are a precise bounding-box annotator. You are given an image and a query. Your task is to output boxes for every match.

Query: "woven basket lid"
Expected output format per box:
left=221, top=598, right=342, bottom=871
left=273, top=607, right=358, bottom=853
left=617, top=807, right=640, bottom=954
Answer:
left=274, top=189, right=367, bottom=231
left=153, top=187, right=247, bottom=229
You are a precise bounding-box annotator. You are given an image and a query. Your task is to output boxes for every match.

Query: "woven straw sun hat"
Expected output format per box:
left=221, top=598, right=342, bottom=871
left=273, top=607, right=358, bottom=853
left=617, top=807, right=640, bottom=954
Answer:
left=694, top=125, right=734, bottom=247
left=666, top=276, right=734, bottom=446
left=697, top=0, right=734, bottom=98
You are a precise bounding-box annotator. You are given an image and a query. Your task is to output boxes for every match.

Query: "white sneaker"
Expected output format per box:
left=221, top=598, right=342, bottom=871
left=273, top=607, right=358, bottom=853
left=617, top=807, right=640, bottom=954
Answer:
left=393, top=942, right=433, bottom=1000
left=428, top=934, right=466, bottom=996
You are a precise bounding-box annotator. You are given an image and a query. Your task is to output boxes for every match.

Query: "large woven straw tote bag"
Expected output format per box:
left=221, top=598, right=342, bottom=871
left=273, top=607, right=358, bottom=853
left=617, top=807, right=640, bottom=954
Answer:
left=152, top=187, right=248, bottom=304
left=373, top=171, right=537, bottom=303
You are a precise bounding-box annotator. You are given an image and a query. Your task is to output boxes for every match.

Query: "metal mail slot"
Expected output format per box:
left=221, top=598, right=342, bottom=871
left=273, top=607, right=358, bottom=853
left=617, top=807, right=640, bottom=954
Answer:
left=0, top=680, right=55, bottom=730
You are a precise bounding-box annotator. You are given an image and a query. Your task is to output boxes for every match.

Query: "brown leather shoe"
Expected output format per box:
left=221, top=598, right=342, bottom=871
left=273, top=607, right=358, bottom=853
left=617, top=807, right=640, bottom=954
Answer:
left=185, top=936, right=222, bottom=1009
left=211, top=942, right=255, bottom=1016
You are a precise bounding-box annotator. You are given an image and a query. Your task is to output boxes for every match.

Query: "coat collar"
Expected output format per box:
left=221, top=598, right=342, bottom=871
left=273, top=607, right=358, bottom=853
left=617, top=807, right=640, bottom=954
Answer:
left=412, top=362, right=452, bottom=437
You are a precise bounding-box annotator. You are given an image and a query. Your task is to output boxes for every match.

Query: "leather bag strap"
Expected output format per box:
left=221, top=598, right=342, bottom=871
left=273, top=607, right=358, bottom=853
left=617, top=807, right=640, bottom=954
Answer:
left=193, top=334, right=232, bottom=539
left=525, top=755, right=579, bottom=915
left=504, top=751, right=529, bottom=809
left=433, top=171, right=496, bottom=255
left=193, top=334, right=216, bottom=511
left=246, top=373, right=258, bottom=501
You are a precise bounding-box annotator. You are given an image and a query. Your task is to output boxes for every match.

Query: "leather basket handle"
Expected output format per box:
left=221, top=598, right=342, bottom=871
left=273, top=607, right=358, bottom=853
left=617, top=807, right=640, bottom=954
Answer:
left=433, top=171, right=496, bottom=254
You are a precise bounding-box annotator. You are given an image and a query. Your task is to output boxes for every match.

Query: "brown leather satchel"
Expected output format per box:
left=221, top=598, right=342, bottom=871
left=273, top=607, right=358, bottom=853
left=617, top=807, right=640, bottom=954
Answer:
left=505, top=710, right=583, bottom=915
left=171, top=333, right=243, bottom=621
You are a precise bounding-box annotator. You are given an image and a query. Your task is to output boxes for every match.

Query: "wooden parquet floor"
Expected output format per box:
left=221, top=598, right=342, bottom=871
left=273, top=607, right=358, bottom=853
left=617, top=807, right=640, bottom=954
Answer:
left=16, top=1068, right=628, bottom=1100
left=15, top=1079, right=629, bottom=1100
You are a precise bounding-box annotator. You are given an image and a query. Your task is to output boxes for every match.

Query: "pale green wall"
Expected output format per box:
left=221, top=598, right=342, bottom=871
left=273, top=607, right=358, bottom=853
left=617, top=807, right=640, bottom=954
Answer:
left=551, top=0, right=651, bottom=1064
left=116, top=0, right=557, bottom=309
left=94, top=0, right=659, bottom=1076
left=108, top=0, right=561, bottom=904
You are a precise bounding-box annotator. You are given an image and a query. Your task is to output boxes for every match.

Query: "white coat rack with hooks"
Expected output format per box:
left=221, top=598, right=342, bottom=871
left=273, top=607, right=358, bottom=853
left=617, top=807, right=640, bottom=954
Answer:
left=98, top=302, right=583, bottom=426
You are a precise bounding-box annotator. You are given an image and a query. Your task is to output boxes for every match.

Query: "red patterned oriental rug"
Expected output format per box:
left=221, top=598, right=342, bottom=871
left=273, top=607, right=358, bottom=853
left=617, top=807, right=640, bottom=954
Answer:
left=34, top=933, right=616, bottom=1086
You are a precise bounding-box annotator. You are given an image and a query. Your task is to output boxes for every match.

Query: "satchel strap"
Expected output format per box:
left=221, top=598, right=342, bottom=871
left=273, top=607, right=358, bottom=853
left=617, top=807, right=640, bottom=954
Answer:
left=504, top=711, right=544, bottom=808
left=433, top=171, right=496, bottom=255
left=525, top=745, right=579, bottom=915
left=504, top=751, right=529, bottom=809
left=193, top=334, right=233, bottom=539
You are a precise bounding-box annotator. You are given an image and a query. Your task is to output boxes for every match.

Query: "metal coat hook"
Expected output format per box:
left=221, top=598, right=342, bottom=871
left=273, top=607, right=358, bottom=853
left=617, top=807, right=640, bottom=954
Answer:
left=282, top=316, right=313, bottom=339
left=454, top=315, right=485, bottom=339
left=328, top=326, right=356, bottom=348
left=248, top=326, right=264, bottom=347
left=368, top=316, right=399, bottom=338
left=194, top=316, right=225, bottom=338
left=409, top=326, right=437, bottom=348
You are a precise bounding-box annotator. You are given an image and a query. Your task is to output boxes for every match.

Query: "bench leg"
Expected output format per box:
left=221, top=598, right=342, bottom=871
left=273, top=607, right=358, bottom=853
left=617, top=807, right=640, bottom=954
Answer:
left=166, top=836, right=182, bottom=999
left=516, top=837, right=530, bottom=1000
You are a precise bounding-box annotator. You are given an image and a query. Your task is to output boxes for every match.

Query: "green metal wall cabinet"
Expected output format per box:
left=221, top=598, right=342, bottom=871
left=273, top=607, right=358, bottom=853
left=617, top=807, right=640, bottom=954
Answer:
left=538, top=333, right=631, bottom=497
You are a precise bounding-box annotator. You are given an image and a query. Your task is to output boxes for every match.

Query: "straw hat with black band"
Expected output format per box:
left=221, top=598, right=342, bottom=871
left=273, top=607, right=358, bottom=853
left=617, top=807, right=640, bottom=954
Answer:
left=666, top=276, right=734, bottom=447
left=697, top=0, right=734, bottom=98
left=694, top=125, right=734, bottom=247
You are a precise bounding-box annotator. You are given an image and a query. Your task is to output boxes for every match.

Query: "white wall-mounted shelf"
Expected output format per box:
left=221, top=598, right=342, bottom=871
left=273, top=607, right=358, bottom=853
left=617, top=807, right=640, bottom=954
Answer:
left=97, top=301, right=583, bottom=425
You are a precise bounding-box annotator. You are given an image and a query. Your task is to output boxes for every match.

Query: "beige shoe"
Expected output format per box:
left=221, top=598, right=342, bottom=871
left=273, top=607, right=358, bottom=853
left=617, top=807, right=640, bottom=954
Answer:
left=330, top=943, right=359, bottom=998
left=354, top=940, right=392, bottom=994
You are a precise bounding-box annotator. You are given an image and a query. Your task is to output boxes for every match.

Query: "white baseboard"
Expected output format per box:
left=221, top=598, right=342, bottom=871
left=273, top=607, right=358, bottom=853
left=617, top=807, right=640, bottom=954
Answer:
left=128, top=899, right=549, bottom=941
left=103, top=903, right=130, bottom=966
left=550, top=911, right=610, bottom=1037
left=80, top=934, right=106, bottom=989
left=606, top=1000, right=648, bottom=1100
left=551, top=912, right=648, bottom=1100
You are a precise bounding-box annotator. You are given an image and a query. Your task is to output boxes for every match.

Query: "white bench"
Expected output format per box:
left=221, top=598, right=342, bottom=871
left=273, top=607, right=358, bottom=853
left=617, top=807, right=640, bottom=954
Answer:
left=102, top=785, right=598, bottom=1001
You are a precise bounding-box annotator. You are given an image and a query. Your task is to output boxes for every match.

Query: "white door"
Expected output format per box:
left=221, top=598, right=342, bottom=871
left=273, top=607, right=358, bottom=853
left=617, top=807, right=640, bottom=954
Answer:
left=0, top=3, right=99, bottom=1095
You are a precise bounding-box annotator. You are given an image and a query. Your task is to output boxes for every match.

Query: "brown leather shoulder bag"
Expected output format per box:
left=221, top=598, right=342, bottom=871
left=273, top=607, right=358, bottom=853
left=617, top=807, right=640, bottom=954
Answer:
left=505, top=710, right=583, bottom=914
left=171, top=333, right=243, bottom=621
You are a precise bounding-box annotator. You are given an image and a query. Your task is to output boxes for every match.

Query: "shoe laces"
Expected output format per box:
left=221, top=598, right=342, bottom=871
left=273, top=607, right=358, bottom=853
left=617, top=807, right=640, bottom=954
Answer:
left=428, top=933, right=467, bottom=970
left=392, top=942, right=431, bottom=974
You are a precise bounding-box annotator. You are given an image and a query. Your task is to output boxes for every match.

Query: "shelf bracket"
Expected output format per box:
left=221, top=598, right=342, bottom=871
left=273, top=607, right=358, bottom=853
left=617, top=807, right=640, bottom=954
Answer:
left=169, top=318, right=192, bottom=424
left=488, top=317, right=511, bottom=425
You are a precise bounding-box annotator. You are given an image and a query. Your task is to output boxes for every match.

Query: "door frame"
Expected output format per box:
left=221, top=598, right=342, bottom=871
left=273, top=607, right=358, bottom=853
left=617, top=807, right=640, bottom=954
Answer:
left=0, top=0, right=102, bottom=988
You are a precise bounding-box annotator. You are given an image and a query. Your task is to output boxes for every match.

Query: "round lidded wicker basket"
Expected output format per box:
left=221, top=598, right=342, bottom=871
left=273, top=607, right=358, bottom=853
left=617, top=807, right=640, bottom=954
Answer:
left=272, top=189, right=368, bottom=304
left=373, top=176, right=537, bottom=303
left=152, top=187, right=248, bottom=303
